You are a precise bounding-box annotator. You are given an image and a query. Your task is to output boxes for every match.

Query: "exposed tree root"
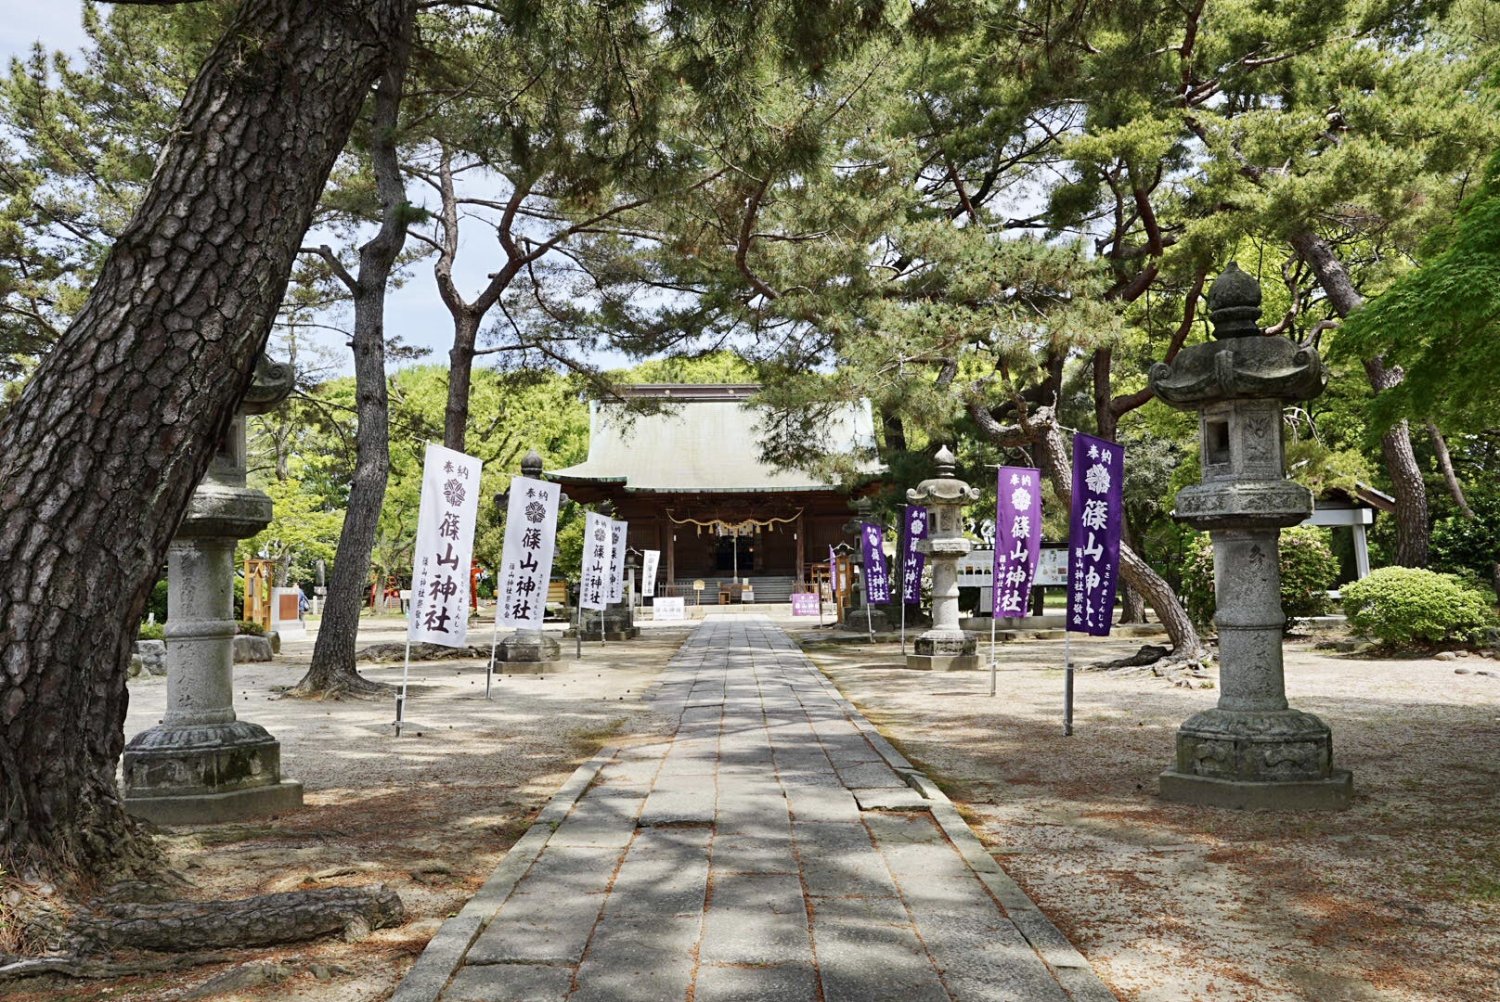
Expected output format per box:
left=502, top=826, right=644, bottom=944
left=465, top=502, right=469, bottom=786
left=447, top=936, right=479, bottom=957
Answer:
left=0, top=950, right=233, bottom=982
left=4, top=859, right=403, bottom=986
left=285, top=671, right=394, bottom=700
left=1086, top=643, right=1217, bottom=687
left=66, top=884, right=404, bottom=955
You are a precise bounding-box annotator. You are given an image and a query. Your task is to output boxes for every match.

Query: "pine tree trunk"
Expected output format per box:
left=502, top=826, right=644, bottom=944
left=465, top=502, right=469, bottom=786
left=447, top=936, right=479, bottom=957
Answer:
left=296, top=40, right=412, bottom=698
left=0, top=0, right=415, bottom=882
left=444, top=313, right=479, bottom=452
left=1289, top=229, right=1430, bottom=566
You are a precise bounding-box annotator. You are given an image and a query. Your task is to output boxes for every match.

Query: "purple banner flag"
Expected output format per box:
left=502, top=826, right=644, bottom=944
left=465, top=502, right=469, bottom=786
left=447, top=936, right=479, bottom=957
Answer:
left=900, top=505, right=928, bottom=604
left=861, top=522, right=891, bottom=604
left=1067, top=432, right=1125, bottom=636
left=993, top=467, right=1042, bottom=618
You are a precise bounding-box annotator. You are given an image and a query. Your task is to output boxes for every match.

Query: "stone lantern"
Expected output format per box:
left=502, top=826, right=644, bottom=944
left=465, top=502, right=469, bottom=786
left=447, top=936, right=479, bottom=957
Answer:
left=1148, top=263, right=1352, bottom=809
left=496, top=450, right=565, bottom=667
left=839, top=496, right=891, bottom=633
left=123, top=354, right=305, bottom=824
left=905, top=445, right=980, bottom=671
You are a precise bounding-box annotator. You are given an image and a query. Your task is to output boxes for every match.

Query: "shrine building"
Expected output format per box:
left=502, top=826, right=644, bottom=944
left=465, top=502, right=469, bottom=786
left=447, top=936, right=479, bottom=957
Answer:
left=549, top=384, right=880, bottom=602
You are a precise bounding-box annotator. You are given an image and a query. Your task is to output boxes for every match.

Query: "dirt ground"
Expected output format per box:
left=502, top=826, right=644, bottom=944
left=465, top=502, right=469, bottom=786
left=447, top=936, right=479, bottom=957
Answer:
left=12, top=619, right=1499, bottom=1001
left=8, top=620, right=688, bottom=1002
left=807, top=632, right=1500, bottom=1002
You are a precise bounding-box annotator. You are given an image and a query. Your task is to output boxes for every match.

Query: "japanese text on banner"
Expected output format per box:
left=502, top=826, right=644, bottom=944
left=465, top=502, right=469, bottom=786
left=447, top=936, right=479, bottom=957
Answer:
left=408, top=444, right=483, bottom=646
left=497, top=475, right=560, bottom=630
left=641, top=550, right=660, bottom=598
left=901, top=505, right=928, bottom=605
left=607, top=519, right=629, bottom=602
left=993, top=467, right=1042, bottom=618
left=579, top=511, right=614, bottom=611
left=1066, top=432, right=1125, bottom=636
left=861, top=522, right=891, bottom=604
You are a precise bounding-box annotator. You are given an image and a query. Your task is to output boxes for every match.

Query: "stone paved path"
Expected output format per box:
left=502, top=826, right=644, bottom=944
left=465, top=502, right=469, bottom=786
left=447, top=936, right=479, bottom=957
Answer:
left=395, top=618, right=1113, bottom=1002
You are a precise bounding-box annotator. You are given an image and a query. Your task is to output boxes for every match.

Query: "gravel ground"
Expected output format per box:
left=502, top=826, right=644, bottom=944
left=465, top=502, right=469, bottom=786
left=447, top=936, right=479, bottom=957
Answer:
left=9, top=618, right=689, bottom=1002
left=806, top=633, right=1500, bottom=1002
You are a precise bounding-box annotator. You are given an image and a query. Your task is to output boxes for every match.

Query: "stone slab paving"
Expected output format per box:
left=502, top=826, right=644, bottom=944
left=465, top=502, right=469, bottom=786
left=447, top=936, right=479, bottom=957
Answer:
left=394, top=617, right=1115, bottom=1002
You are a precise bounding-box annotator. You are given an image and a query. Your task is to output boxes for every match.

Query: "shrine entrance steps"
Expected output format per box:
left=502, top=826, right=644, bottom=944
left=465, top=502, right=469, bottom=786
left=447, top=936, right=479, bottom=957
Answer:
left=393, top=616, right=1115, bottom=1002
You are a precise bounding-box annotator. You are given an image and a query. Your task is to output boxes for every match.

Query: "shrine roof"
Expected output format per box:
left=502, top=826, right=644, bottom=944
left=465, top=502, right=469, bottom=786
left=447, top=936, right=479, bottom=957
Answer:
left=549, top=386, right=880, bottom=494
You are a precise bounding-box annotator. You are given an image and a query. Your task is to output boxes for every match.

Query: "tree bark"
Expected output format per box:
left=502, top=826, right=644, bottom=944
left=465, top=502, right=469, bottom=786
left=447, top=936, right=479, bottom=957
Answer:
left=444, top=312, right=481, bottom=451
left=1426, top=421, right=1474, bottom=517
left=1120, top=585, right=1148, bottom=624
left=68, top=885, right=404, bottom=954
left=0, top=0, right=416, bottom=883
left=296, top=36, right=413, bottom=698
left=1289, top=229, right=1430, bottom=566
left=968, top=400, right=1208, bottom=660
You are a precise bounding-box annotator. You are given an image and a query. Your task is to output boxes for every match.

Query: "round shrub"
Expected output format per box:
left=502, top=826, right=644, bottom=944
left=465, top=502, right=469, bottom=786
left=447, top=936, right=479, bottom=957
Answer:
left=1177, top=526, right=1340, bottom=632
left=137, top=621, right=165, bottom=642
left=236, top=619, right=266, bottom=636
left=1340, top=566, right=1494, bottom=649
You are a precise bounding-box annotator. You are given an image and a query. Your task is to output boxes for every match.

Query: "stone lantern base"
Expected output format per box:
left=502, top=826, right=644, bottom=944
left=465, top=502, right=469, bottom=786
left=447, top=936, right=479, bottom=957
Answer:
left=905, top=628, right=979, bottom=672
left=496, top=629, right=568, bottom=674
left=839, top=599, right=892, bottom=634
left=565, top=604, right=639, bottom=641
left=1159, top=707, right=1353, bottom=810
left=123, top=721, right=304, bottom=825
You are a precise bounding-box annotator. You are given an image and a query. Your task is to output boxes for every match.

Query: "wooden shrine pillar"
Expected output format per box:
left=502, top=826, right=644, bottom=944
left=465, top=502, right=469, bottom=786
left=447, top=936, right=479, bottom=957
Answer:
left=795, top=511, right=805, bottom=585
left=666, top=524, right=676, bottom=589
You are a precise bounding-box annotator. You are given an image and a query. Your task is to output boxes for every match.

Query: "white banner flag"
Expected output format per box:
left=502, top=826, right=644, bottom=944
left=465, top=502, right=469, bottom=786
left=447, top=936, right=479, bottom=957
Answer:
left=497, top=476, right=560, bottom=630
left=408, top=444, right=483, bottom=646
left=641, top=549, right=660, bottom=598
left=580, top=511, right=614, bottom=611
left=607, top=519, right=629, bottom=603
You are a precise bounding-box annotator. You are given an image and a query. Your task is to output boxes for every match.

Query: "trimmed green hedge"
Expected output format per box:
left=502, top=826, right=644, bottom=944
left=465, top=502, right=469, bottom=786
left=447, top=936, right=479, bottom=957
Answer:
left=1341, top=566, right=1494, bottom=649
left=1179, top=526, right=1339, bottom=632
left=137, top=621, right=165, bottom=642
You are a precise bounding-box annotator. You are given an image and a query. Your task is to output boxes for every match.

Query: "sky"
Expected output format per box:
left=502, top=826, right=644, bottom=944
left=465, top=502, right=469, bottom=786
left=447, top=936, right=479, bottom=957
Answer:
left=0, top=2, right=635, bottom=380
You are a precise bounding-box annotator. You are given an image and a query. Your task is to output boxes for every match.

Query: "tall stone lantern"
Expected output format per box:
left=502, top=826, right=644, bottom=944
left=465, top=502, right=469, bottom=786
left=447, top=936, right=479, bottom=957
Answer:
left=905, top=445, right=980, bottom=671
left=123, top=355, right=305, bottom=824
left=496, top=450, right=564, bottom=667
left=1148, top=264, right=1352, bottom=809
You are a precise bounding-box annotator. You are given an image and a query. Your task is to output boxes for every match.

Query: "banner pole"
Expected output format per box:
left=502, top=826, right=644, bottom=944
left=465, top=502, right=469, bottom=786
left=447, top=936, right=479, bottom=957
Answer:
left=396, top=636, right=412, bottom=737
left=486, top=596, right=501, bottom=701
left=574, top=590, right=582, bottom=658
left=989, top=610, right=998, bottom=697
left=898, top=506, right=908, bottom=656
left=1063, top=629, right=1074, bottom=736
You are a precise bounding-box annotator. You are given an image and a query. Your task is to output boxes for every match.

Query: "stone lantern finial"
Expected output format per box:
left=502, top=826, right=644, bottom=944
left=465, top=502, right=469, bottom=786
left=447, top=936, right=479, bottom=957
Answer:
left=521, top=449, right=544, bottom=477
left=1206, top=262, right=1262, bottom=339
left=934, top=444, right=957, bottom=475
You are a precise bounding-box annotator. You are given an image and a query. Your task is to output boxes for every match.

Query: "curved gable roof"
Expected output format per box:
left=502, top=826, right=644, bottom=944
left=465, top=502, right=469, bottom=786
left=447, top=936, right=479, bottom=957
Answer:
left=549, top=386, right=879, bottom=494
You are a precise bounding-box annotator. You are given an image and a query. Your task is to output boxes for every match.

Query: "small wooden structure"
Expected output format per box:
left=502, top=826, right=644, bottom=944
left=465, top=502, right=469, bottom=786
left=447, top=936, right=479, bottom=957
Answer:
left=243, top=558, right=274, bottom=631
